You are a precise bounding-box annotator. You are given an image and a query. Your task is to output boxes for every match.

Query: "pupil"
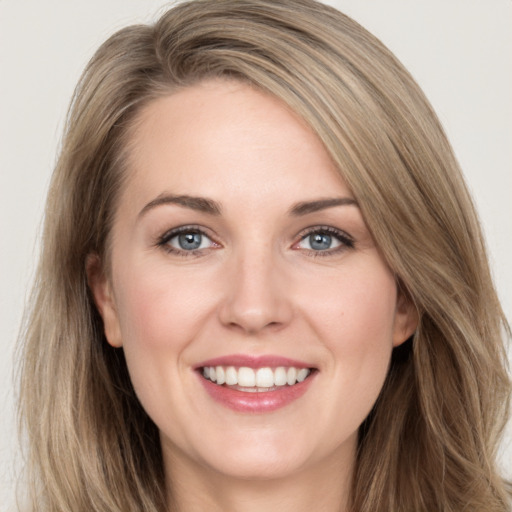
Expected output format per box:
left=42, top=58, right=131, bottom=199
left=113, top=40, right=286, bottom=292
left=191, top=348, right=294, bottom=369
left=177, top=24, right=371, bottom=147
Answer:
left=310, top=233, right=331, bottom=250
left=179, top=232, right=202, bottom=250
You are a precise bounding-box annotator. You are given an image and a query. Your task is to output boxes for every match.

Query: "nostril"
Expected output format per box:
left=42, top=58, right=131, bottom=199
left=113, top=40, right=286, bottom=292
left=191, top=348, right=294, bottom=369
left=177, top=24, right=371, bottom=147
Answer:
left=219, top=300, right=293, bottom=335
left=217, top=266, right=294, bottom=333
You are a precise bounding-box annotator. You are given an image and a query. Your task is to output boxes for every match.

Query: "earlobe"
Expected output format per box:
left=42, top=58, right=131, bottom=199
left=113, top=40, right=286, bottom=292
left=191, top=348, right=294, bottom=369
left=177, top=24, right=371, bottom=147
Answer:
left=392, top=291, right=419, bottom=347
left=86, top=254, right=123, bottom=348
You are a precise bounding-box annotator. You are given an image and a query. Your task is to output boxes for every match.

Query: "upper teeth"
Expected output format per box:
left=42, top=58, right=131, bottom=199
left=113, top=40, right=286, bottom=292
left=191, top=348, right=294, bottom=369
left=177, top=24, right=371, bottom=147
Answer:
left=202, top=366, right=311, bottom=388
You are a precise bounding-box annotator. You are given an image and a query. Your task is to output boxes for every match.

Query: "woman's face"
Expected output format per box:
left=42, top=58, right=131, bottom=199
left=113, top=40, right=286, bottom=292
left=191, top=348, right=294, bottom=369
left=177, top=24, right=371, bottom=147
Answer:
left=90, top=80, right=416, bottom=482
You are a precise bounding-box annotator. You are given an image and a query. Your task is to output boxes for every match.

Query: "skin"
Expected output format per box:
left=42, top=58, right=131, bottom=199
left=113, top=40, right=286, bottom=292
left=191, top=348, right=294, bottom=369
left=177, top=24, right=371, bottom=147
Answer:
left=89, top=79, right=417, bottom=512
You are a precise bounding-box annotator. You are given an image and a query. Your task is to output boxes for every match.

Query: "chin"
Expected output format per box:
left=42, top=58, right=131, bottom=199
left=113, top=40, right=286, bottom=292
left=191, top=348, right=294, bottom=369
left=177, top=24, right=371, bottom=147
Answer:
left=204, top=450, right=307, bottom=481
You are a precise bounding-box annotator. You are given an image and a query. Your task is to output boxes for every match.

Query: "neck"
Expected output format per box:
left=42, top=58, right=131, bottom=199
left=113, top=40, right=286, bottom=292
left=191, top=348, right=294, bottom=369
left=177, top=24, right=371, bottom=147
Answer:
left=164, top=442, right=355, bottom=512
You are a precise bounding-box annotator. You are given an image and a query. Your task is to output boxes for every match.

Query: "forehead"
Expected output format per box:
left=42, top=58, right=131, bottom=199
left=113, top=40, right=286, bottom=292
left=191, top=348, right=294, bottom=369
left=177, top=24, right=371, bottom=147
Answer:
left=121, top=79, right=351, bottom=213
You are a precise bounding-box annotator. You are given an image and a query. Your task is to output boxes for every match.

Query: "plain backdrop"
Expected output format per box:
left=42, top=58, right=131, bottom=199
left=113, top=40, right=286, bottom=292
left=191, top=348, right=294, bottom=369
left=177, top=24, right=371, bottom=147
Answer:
left=1, top=0, right=511, bottom=509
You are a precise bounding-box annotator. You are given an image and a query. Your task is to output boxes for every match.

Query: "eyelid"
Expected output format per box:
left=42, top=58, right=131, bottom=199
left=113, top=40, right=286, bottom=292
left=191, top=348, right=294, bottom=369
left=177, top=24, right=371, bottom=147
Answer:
left=292, top=225, right=355, bottom=254
left=155, top=224, right=354, bottom=257
left=156, top=224, right=221, bottom=256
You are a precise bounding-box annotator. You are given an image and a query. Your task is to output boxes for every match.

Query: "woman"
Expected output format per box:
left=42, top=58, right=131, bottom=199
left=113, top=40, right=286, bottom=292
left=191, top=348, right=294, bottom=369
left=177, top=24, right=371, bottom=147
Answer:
left=18, top=0, right=511, bottom=510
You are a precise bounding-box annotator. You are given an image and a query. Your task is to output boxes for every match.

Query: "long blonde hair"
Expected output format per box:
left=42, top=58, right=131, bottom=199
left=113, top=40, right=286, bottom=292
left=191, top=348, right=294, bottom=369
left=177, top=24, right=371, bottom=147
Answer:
left=18, top=1, right=511, bottom=510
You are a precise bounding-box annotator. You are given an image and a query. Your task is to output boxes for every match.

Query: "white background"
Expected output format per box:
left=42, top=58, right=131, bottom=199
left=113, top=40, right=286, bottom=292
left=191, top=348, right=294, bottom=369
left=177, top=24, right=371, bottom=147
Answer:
left=1, top=1, right=511, bottom=509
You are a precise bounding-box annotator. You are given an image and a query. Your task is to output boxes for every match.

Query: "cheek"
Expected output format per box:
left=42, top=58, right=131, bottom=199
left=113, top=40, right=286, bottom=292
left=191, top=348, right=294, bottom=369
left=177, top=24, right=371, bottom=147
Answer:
left=109, top=261, right=221, bottom=441
left=307, top=259, right=397, bottom=348
left=115, top=261, right=210, bottom=348
left=336, top=281, right=397, bottom=352
left=301, top=261, right=397, bottom=407
left=111, top=262, right=215, bottom=397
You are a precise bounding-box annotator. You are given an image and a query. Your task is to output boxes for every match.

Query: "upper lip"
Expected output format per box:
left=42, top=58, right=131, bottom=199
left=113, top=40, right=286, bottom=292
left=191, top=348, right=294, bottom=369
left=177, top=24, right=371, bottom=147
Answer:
left=194, top=354, right=314, bottom=370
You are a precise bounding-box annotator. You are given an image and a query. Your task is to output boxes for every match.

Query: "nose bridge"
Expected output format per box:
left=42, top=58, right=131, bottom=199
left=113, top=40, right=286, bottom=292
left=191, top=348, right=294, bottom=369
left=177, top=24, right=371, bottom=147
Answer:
left=218, top=239, right=292, bottom=334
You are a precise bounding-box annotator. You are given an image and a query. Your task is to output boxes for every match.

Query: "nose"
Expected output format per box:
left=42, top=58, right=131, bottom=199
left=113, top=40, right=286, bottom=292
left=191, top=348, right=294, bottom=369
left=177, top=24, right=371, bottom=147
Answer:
left=218, top=247, right=294, bottom=335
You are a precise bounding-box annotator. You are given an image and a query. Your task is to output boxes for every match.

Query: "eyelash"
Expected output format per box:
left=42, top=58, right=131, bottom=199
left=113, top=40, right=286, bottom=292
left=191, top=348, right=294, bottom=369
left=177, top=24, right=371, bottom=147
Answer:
left=156, top=225, right=218, bottom=257
left=295, top=225, right=355, bottom=257
left=156, top=225, right=355, bottom=257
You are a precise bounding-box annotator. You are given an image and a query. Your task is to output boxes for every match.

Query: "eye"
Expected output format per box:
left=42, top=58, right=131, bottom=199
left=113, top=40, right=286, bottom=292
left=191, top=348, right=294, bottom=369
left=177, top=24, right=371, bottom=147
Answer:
left=294, top=226, right=354, bottom=255
left=157, top=226, right=219, bottom=255
left=169, top=231, right=210, bottom=251
left=300, top=232, right=340, bottom=251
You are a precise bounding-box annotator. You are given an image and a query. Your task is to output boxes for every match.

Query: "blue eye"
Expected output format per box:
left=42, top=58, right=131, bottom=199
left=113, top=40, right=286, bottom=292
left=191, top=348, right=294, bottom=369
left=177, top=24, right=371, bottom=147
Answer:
left=168, top=231, right=211, bottom=251
left=174, top=232, right=204, bottom=250
left=308, top=233, right=336, bottom=250
left=299, top=232, right=341, bottom=251
left=158, top=226, right=216, bottom=254
left=296, top=227, right=354, bottom=254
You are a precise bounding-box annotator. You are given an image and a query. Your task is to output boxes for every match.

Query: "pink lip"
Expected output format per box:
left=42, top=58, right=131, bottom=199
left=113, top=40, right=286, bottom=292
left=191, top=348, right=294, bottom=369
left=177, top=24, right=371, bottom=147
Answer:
left=197, top=374, right=315, bottom=413
left=195, top=354, right=317, bottom=413
left=195, top=354, right=312, bottom=370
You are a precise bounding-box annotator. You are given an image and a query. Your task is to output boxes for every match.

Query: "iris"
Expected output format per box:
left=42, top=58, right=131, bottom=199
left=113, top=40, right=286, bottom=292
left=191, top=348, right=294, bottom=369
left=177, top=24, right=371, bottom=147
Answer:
left=178, top=233, right=203, bottom=250
left=309, top=233, right=332, bottom=250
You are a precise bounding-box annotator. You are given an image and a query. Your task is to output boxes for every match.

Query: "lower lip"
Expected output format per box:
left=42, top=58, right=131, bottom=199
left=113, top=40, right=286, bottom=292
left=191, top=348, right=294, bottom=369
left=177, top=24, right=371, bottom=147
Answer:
left=197, top=371, right=315, bottom=413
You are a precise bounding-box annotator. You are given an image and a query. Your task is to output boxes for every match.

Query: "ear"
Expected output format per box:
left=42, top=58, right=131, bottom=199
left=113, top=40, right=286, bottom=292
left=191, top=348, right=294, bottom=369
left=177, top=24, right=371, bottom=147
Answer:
left=392, top=288, right=419, bottom=347
left=86, top=254, right=123, bottom=348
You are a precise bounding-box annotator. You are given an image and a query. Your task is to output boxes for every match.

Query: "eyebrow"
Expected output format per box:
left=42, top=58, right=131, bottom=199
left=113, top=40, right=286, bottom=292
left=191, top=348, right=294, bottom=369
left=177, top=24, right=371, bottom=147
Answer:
left=138, top=194, right=357, bottom=219
left=288, top=197, right=358, bottom=216
left=139, top=194, right=222, bottom=217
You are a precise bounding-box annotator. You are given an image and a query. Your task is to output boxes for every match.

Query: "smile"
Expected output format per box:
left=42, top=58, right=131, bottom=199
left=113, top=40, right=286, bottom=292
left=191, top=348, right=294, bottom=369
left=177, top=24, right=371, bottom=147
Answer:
left=202, top=365, right=311, bottom=390
left=196, top=356, right=317, bottom=413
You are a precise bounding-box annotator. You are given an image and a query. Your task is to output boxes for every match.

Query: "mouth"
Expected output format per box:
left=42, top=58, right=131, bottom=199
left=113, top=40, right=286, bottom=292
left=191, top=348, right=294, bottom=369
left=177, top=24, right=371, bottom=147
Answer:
left=195, top=356, right=317, bottom=412
left=200, top=365, right=313, bottom=392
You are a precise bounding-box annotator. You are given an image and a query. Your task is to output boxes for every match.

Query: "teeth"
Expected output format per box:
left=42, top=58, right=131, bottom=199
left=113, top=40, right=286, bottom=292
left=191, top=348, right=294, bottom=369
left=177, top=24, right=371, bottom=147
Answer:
left=297, top=368, right=309, bottom=382
left=216, top=366, right=225, bottom=385
left=202, top=365, right=312, bottom=389
left=274, top=367, right=287, bottom=386
left=286, top=367, right=297, bottom=386
left=238, top=367, right=256, bottom=387
left=225, top=366, right=237, bottom=385
left=256, top=367, right=274, bottom=387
